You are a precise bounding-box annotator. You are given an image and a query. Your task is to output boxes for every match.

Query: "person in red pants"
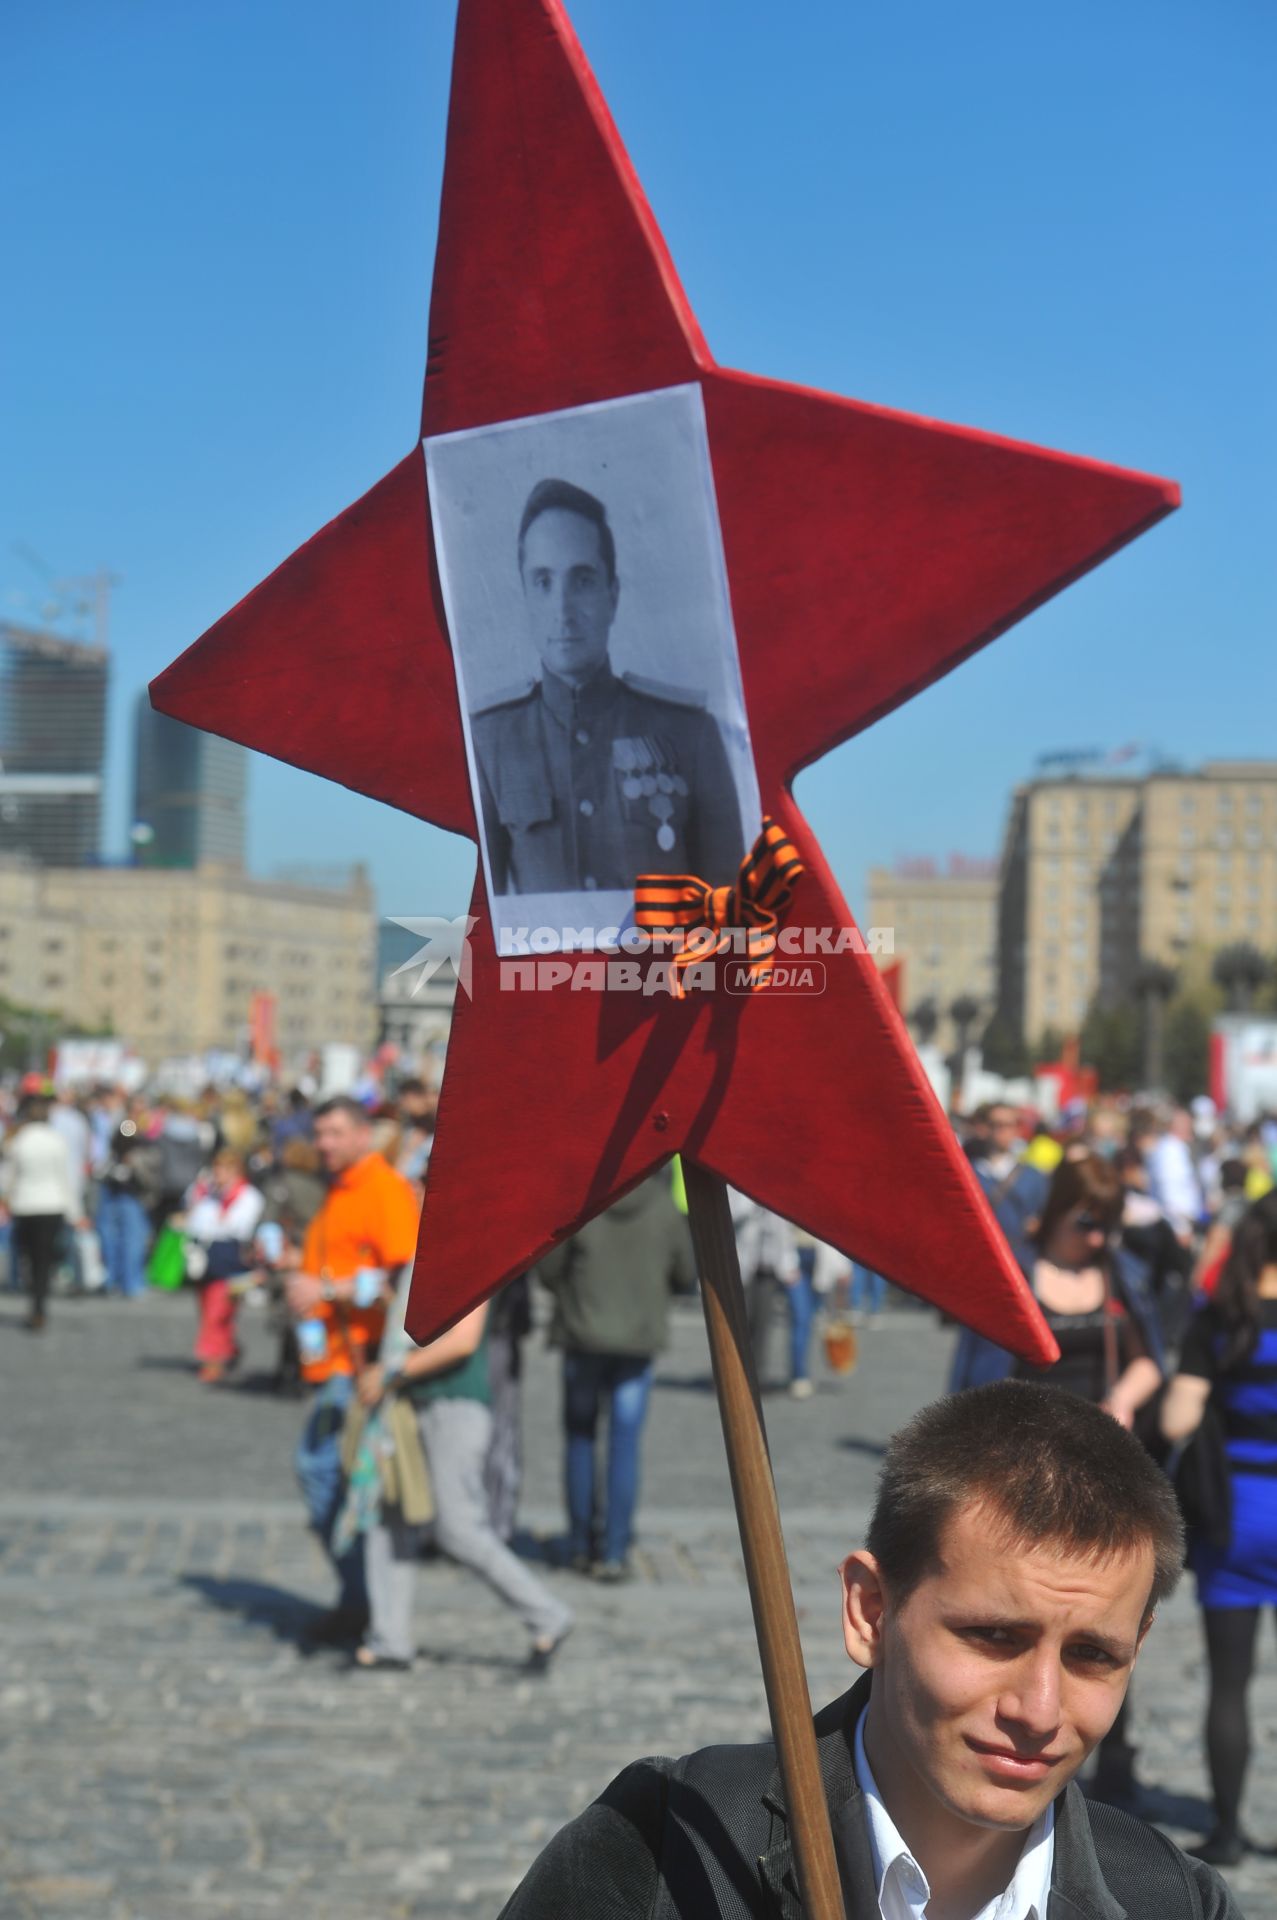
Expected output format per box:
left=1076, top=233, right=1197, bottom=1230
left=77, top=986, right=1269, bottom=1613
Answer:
left=185, top=1149, right=264, bottom=1383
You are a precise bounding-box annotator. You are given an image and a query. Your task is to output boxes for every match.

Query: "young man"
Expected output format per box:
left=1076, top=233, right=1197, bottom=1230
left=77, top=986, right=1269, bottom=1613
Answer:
left=499, top=1380, right=1240, bottom=1918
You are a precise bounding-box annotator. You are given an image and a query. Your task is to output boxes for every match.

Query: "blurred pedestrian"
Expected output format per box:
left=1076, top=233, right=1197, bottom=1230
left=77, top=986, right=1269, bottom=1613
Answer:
left=1160, top=1191, right=1277, bottom=1866
left=1118, top=1145, right=1194, bottom=1349
left=96, top=1119, right=156, bottom=1299
left=1147, top=1107, right=1204, bottom=1243
left=154, top=1098, right=218, bottom=1231
left=849, top=1262, right=886, bottom=1327
left=1, top=1096, right=75, bottom=1332
left=355, top=1292, right=574, bottom=1672
left=184, top=1148, right=265, bottom=1384
left=949, top=1103, right=1048, bottom=1392
left=484, top=1272, right=533, bottom=1543
left=1192, top=1158, right=1250, bottom=1300
left=540, top=1173, right=695, bottom=1577
left=1014, top=1151, right=1164, bottom=1809
left=787, top=1229, right=821, bottom=1393
left=269, top=1087, right=313, bottom=1156
left=48, top=1090, right=94, bottom=1294
left=394, top=1078, right=436, bottom=1191
left=258, top=1134, right=326, bottom=1393
left=731, top=1191, right=800, bottom=1392
left=283, top=1096, right=420, bottom=1644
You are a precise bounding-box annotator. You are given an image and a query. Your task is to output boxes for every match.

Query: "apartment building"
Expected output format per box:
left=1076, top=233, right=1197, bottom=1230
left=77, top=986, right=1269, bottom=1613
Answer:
left=997, top=762, right=1277, bottom=1040
left=867, top=858, right=998, bottom=1050
left=0, top=860, right=376, bottom=1060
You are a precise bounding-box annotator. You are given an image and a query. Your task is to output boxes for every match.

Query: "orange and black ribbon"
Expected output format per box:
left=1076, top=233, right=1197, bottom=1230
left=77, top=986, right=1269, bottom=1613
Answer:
left=635, top=817, right=806, bottom=997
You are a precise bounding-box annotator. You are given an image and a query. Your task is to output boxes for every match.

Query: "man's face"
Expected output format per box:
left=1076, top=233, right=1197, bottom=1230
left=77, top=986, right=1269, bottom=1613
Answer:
left=987, top=1107, right=1019, bottom=1153
left=520, top=507, right=619, bottom=688
left=842, top=1501, right=1154, bottom=1840
left=313, top=1110, right=369, bottom=1176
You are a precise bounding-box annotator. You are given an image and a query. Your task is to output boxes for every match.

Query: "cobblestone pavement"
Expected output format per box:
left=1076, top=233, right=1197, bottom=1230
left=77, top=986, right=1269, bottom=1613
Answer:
left=1, top=1290, right=1275, bottom=1916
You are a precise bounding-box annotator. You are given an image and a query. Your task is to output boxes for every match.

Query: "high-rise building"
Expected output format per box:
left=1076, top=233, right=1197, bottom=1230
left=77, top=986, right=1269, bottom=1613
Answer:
left=1098, top=762, right=1277, bottom=1004
left=133, top=699, right=247, bottom=869
left=996, top=763, right=1277, bottom=1042
left=867, top=857, right=998, bottom=1050
left=0, top=622, right=108, bottom=866
left=995, top=778, right=1142, bottom=1043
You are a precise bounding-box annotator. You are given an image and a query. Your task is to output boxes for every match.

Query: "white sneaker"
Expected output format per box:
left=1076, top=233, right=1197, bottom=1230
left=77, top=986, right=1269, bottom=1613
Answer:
left=789, top=1378, right=814, bottom=1401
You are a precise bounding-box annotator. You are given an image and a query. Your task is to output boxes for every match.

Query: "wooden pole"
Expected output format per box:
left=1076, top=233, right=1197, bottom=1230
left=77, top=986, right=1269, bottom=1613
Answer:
left=683, top=1161, right=846, bottom=1920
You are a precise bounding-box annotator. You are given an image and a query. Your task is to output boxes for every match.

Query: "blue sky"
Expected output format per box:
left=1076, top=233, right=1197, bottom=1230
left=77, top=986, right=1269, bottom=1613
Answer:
left=2, top=0, right=1272, bottom=925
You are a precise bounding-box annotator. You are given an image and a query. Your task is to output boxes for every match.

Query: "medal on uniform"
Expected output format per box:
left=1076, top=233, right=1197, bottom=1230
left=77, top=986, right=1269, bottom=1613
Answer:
left=614, top=738, right=644, bottom=800
left=618, top=734, right=681, bottom=853
left=650, top=780, right=677, bottom=854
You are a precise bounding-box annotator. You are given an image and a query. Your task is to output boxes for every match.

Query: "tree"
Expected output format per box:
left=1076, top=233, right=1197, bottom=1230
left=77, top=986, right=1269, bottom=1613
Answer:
left=981, top=1011, right=1030, bottom=1079
left=1134, top=960, right=1178, bottom=1091
left=1032, top=1026, right=1066, bottom=1066
left=1163, top=997, right=1212, bottom=1103
left=948, top=993, right=983, bottom=1059
left=1079, top=999, right=1141, bottom=1091
left=0, top=997, right=115, bottom=1076
left=910, top=997, right=939, bottom=1047
left=1212, top=941, right=1271, bottom=1014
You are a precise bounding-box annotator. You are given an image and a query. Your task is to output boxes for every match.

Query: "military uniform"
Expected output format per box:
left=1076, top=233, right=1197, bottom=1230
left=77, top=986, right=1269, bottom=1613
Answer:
left=472, top=664, right=744, bottom=897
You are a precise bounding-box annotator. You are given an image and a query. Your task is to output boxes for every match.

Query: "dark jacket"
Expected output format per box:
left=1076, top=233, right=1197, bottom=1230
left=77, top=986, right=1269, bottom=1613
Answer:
left=537, top=1172, right=696, bottom=1358
left=472, top=663, right=743, bottom=896
left=499, top=1675, right=1238, bottom=1919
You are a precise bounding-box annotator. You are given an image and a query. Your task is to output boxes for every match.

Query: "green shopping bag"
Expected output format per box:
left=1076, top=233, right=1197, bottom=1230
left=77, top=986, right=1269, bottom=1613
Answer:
left=147, top=1223, right=187, bottom=1291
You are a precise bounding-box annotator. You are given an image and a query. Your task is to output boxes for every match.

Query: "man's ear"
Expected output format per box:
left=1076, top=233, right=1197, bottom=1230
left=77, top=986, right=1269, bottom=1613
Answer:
left=840, top=1550, right=889, bottom=1669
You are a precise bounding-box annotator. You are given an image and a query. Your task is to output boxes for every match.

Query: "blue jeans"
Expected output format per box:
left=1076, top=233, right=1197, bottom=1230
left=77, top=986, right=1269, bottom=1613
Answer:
left=789, top=1249, right=818, bottom=1383
left=851, top=1266, right=886, bottom=1317
left=563, top=1352, right=654, bottom=1565
left=96, top=1188, right=150, bottom=1297
left=295, top=1373, right=368, bottom=1613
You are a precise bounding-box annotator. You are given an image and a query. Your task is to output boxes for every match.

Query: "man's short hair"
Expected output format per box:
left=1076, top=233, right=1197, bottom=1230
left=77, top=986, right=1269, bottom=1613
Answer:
left=313, top=1095, right=371, bottom=1128
left=866, top=1380, right=1184, bottom=1614
left=518, top=477, right=617, bottom=586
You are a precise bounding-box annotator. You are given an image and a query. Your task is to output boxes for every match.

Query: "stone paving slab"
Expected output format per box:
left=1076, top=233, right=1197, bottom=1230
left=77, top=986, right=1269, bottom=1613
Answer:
left=1, top=1294, right=1274, bottom=1914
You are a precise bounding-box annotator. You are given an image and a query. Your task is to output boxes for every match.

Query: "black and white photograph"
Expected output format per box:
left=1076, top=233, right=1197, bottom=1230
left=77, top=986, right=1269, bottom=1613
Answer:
left=425, top=384, right=762, bottom=950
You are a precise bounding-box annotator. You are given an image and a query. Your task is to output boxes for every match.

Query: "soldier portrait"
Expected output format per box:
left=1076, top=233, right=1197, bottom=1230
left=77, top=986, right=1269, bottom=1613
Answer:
left=472, top=477, right=743, bottom=899
left=426, top=385, right=761, bottom=950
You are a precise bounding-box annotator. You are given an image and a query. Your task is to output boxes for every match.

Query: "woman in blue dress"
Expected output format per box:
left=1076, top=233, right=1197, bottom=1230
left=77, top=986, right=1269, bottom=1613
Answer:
left=1162, top=1189, right=1277, bottom=1866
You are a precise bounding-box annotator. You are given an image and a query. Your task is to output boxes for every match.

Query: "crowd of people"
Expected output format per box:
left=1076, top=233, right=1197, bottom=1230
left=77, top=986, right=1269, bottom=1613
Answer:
left=2, top=1072, right=1276, bottom=1872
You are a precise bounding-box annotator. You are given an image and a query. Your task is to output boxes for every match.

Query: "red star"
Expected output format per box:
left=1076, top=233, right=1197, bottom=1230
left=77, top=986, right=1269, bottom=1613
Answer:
left=151, top=0, right=1176, bottom=1356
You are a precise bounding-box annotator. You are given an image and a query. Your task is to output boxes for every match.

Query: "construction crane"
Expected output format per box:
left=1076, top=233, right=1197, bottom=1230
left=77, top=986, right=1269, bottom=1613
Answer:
left=11, top=542, right=120, bottom=651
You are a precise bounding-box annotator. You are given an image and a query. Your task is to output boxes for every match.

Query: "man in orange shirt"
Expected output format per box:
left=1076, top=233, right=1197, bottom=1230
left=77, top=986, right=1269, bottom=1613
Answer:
left=284, top=1096, right=421, bottom=1642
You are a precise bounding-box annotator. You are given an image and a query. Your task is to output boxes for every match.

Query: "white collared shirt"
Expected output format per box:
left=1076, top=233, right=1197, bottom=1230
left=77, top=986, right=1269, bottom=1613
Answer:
left=853, top=1710, right=1054, bottom=1920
